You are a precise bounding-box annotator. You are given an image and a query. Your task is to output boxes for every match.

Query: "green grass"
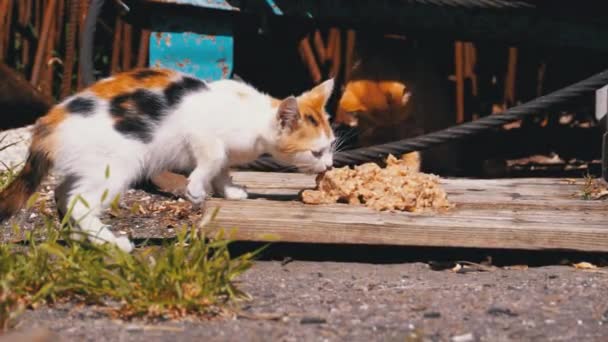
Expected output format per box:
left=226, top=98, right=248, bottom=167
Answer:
left=0, top=165, right=261, bottom=332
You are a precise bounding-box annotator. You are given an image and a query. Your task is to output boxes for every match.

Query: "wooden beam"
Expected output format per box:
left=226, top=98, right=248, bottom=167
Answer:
left=30, top=0, right=56, bottom=86
left=194, top=173, right=608, bottom=252
left=454, top=41, right=465, bottom=123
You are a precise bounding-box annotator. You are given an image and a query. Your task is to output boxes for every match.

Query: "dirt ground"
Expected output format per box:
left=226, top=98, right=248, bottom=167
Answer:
left=9, top=260, right=608, bottom=342
left=2, top=178, right=608, bottom=342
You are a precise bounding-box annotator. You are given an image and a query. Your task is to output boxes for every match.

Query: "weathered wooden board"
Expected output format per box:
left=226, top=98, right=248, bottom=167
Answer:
left=198, top=172, right=608, bottom=252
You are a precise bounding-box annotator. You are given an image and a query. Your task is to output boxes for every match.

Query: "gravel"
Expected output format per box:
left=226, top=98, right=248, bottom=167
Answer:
left=0, top=125, right=33, bottom=170
left=10, top=261, right=608, bottom=341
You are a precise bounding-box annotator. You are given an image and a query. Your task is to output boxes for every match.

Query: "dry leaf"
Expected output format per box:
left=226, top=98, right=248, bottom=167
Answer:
left=573, top=262, right=598, bottom=270
left=503, top=265, right=529, bottom=271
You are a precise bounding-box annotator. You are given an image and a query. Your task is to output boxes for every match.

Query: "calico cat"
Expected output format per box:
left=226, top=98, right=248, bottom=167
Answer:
left=0, top=68, right=335, bottom=252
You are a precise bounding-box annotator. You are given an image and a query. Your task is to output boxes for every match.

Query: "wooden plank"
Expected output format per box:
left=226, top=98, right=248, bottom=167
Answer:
left=195, top=172, right=608, bottom=252
left=232, top=172, right=602, bottom=210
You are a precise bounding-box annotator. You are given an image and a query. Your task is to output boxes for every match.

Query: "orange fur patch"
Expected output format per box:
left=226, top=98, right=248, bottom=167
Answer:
left=89, top=68, right=175, bottom=99
left=277, top=93, right=333, bottom=154
left=297, top=93, right=332, bottom=137
left=31, top=106, right=67, bottom=156
left=336, top=79, right=411, bottom=127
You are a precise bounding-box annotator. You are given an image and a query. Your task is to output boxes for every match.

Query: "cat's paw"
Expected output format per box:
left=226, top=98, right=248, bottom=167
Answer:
left=185, top=188, right=205, bottom=204
left=114, top=236, right=135, bottom=253
left=223, top=185, right=248, bottom=200
left=185, top=180, right=207, bottom=205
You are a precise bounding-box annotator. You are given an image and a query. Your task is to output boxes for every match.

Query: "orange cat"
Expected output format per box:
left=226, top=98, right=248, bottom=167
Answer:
left=335, top=35, right=461, bottom=174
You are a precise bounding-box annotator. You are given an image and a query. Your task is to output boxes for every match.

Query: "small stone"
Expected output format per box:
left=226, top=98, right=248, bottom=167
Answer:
left=125, top=324, right=142, bottom=332
left=451, top=332, right=474, bottom=342
left=487, top=307, right=518, bottom=317
left=300, top=317, right=327, bottom=324
left=423, top=312, right=441, bottom=318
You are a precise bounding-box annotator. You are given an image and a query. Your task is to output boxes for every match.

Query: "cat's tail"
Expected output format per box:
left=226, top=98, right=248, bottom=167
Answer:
left=0, top=111, right=60, bottom=221
left=0, top=149, right=53, bottom=221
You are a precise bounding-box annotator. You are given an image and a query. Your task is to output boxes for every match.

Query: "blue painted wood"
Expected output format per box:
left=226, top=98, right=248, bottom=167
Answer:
left=150, top=32, right=233, bottom=81
left=147, top=11, right=233, bottom=81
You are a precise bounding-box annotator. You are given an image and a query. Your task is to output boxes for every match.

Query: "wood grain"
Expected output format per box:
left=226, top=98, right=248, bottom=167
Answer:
left=196, top=172, right=608, bottom=252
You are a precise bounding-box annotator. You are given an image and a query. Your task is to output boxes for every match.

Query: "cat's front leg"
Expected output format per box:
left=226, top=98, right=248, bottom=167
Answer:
left=186, top=139, right=226, bottom=207
left=212, top=168, right=248, bottom=200
left=185, top=167, right=210, bottom=207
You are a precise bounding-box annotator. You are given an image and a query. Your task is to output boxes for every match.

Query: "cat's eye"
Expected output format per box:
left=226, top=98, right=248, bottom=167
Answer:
left=311, top=149, right=323, bottom=158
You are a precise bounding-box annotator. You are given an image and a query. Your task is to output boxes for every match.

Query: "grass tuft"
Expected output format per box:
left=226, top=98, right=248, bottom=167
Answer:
left=0, top=165, right=261, bottom=331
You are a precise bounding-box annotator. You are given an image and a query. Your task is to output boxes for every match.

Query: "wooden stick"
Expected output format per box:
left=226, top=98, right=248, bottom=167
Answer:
left=297, top=35, right=321, bottom=84
left=312, top=30, right=326, bottom=63
left=0, top=0, right=9, bottom=61
left=504, top=47, right=518, bottom=106
left=30, top=0, right=56, bottom=86
left=41, top=12, right=56, bottom=97
left=344, top=29, right=356, bottom=82
left=537, top=62, right=546, bottom=97
left=55, top=0, right=64, bottom=46
left=20, top=0, right=32, bottom=71
left=76, top=0, right=89, bottom=89
left=61, top=0, right=79, bottom=98
left=111, top=17, right=122, bottom=74
left=122, top=21, right=132, bottom=71
left=34, top=0, right=41, bottom=41
left=454, top=41, right=465, bottom=123
left=329, top=29, right=341, bottom=79
left=326, top=28, right=338, bottom=62
left=136, top=29, right=150, bottom=68
left=1, top=0, right=14, bottom=62
left=464, top=42, right=478, bottom=97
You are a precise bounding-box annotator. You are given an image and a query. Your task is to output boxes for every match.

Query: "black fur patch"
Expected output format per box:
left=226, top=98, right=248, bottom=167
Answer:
left=110, top=90, right=167, bottom=143
left=66, top=97, right=96, bottom=116
left=131, top=69, right=164, bottom=80
left=22, top=150, right=52, bottom=194
left=164, top=76, right=207, bottom=107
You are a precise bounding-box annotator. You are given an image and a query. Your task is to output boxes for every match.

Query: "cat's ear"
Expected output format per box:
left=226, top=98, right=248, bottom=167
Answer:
left=301, top=78, right=334, bottom=110
left=314, top=78, right=335, bottom=101
left=277, top=96, right=300, bottom=131
left=401, top=91, right=411, bottom=106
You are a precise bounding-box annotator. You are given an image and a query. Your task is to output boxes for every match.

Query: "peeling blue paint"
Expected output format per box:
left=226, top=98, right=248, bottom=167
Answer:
left=147, top=10, right=233, bottom=82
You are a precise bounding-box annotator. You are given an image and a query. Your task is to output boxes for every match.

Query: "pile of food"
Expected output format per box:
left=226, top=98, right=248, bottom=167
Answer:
left=301, top=154, right=453, bottom=212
